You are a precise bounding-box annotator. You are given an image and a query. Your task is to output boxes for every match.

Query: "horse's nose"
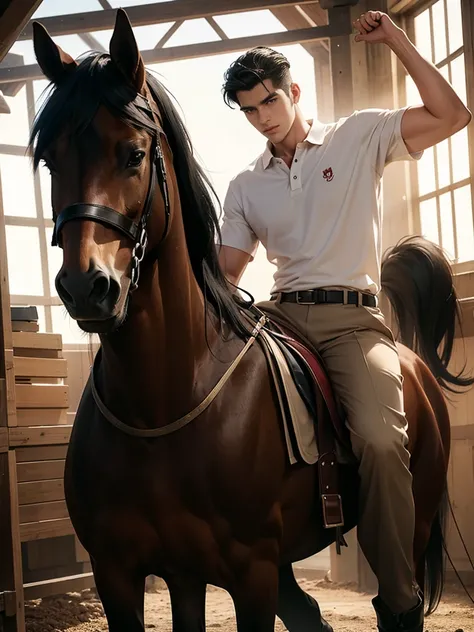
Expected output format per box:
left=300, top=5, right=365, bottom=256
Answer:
left=55, top=265, right=121, bottom=319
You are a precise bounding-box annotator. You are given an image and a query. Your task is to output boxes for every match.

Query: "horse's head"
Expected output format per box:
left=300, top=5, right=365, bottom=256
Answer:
left=30, top=10, right=171, bottom=333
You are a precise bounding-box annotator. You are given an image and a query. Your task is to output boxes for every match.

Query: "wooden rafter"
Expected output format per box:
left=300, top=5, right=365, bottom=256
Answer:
left=154, top=20, right=184, bottom=49
left=18, top=0, right=321, bottom=39
left=206, top=16, right=229, bottom=40
left=0, top=0, right=43, bottom=62
left=0, top=21, right=352, bottom=85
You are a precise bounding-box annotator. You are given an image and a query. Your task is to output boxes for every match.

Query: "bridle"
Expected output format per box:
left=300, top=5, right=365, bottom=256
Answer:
left=50, top=90, right=171, bottom=293
left=49, top=85, right=267, bottom=438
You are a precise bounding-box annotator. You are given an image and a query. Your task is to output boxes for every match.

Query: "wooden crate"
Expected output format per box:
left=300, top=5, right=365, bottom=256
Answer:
left=1, top=329, right=94, bottom=631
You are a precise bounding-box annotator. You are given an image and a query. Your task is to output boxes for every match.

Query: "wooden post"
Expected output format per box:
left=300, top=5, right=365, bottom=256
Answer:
left=0, top=0, right=44, bottom=63
left=329, top=7, right=354, bottom=119
left=0, top=165, right=25, bottom=631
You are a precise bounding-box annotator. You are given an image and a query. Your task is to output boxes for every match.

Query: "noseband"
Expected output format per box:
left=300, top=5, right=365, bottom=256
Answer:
left=51, top=92, right=171, bottom=292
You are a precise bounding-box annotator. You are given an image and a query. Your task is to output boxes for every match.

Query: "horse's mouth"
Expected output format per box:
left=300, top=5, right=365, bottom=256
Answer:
left=77, top=312, right=125, bottom=335
left=74, top=295, right=130, bottom=335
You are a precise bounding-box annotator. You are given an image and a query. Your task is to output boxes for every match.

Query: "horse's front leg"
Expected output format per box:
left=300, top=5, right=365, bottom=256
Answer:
left=167, top=577, right=207, bottom=632
left=91, top=559, right=145, bottom=632
left=229, top=558, right=280, bottom=632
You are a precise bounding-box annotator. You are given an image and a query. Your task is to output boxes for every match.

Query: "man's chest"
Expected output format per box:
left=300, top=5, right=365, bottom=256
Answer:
left=242, top=155, right=348, bottom=239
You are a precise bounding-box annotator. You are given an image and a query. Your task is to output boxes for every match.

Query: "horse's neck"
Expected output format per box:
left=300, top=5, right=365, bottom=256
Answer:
left=99, top=224, right=211, bottom=428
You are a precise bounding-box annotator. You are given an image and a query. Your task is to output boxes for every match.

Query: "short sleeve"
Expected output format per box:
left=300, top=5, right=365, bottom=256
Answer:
left=219, top=183, right=259, bottom=260
left=355, top=106, right=423, bottom=175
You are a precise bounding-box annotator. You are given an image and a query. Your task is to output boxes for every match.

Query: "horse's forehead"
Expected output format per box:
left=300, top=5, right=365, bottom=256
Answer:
left=93, top=106, right=147, bottom=141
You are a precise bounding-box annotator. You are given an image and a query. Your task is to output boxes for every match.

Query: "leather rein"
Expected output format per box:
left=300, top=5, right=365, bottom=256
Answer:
left=52, top=88, right=265, bottom=438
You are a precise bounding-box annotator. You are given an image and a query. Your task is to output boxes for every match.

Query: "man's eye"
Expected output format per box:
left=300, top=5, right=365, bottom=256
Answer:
left=127, top=150, right=145, bottom=168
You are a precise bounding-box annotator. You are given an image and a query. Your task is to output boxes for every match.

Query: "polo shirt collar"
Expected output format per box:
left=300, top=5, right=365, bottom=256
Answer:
left=262, top=119, right=326, bottom=169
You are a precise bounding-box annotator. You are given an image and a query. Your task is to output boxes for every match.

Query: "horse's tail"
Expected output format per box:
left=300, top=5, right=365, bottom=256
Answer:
left=424, top=487, right=448, bottom=614
left=381, top=235, right=474, bottom=392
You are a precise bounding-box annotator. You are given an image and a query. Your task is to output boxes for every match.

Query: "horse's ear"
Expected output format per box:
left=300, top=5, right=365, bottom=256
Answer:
left=33, top=22, right=77, bottom=85
left=109, top=9, right=146, bottom=93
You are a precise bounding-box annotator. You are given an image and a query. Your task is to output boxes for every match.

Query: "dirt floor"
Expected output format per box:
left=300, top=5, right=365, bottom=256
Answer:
left=25, top=576, right=473, bottom=632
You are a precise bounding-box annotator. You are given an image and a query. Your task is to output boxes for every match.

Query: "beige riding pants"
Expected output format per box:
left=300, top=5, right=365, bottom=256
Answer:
left=258, top=297, right=418, bottom=613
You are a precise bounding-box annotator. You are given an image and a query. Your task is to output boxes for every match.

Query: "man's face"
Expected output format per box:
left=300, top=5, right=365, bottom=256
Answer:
left=237, top=79, right=298, bottom=144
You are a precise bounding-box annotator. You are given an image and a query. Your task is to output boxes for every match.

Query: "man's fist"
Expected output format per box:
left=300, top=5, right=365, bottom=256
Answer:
left=353, top=11, right=403, bottom=44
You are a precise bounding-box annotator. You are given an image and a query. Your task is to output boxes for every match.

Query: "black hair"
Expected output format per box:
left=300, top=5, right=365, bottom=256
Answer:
left=222, top=46, right=292, bottom=108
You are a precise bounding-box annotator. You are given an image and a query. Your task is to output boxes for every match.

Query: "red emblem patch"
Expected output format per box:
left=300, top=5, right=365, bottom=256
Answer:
left=322, top=167, right=334, bottom=182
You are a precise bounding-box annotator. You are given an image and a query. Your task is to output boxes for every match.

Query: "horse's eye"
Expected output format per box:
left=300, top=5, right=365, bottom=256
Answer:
left=127, top=150, right=145, bottom=168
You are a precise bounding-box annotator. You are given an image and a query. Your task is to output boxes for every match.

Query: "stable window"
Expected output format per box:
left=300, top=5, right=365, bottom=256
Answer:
left=402, top=0, right=474, bottom=265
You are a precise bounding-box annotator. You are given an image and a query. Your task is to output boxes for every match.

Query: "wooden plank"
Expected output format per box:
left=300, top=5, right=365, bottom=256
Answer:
left=19, top=500, right=68, bottom=524
left=13, top=347, right=61, bottom=359
left=5, top=452, right=25, bottom=627
left=0, top=0, right=43, bottom=62
left=23, top=573, right=94, bottom=601
left=14, top=357, right=67, bottom=379
left=20, top=517, right=74, bottom=541
left=15, top=384, right=69, bottom=409
left=0, top=22, right=353, bottom=84
left=18, top=479, right=64, bottom=505
left=17, top=459, right=65, bottom=483
left=0, top=426, right=7, bottom=452
left=16, top=408, right=68, bottom=427
left=15, top=445, right=68, bottom=462
left=19, top=0, right=319, bottom=39
left=9, top=425, right=72, bottom=447
left=12, top=331, right=62, bottom=351
left=5, top=348, right=16, bottom=426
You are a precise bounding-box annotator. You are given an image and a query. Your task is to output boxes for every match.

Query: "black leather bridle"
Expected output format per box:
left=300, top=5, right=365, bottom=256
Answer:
left=51, top=92, right=171, bottom=292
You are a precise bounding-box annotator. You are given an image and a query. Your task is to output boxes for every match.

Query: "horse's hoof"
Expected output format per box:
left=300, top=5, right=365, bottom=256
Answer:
left=322, top=617, right=334, bottom=632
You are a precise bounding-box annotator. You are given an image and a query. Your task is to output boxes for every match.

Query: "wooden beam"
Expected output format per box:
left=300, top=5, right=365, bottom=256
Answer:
left=206, top=16, right=228, bottom=40
left=18, top=0, right=323, bottom=40
left=299, top=2, right=329, bottom=25
left=0, top=0, right=43, bottom=62
left=0, top=23, right=352, bottom=85
left=328, top=7, right=354, bottom=119
left=23, top=572, right=94, bottom=601
left=461, top=0, right=474, bottom=246
left=155, top=20, right=184, bottom=49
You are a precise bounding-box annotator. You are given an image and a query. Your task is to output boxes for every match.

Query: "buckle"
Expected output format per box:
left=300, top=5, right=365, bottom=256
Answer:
left=321, top=494, right=344, bottom=528
left=295, top=291, right=315, bottom=305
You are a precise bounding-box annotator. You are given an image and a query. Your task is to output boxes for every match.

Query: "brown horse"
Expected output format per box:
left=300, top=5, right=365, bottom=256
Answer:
left=29, top=10, right=471, bottom=632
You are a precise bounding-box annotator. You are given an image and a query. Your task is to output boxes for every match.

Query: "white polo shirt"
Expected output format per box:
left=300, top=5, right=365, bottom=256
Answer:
left=220, top=107, right=420, bottom=295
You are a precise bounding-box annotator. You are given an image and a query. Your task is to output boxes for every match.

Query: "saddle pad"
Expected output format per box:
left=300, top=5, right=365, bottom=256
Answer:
left=259, top=329, right=319, bottom=465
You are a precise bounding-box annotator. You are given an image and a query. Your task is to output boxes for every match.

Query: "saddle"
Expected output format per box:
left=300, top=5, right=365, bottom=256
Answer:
left=243, top=305, right=351, bottom=553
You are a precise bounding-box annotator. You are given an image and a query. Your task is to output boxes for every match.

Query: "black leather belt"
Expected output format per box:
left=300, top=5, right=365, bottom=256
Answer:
left=271, top=289, right=377, bottom=307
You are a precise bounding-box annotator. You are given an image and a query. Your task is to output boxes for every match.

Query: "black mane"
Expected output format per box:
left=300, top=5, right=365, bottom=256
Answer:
left=29, top=52, right=251, bottom=339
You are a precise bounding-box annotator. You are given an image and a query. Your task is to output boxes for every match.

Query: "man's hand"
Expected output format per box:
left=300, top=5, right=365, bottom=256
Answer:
left=353, top=11, right=403, bottom=45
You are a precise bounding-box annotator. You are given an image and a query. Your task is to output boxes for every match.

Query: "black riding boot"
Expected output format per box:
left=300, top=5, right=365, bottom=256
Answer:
left=372, top=592, right=424, bottom=632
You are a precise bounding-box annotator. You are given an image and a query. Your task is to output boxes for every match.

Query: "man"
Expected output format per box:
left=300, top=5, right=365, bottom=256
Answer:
left=217, top=9, right=471, bottom=632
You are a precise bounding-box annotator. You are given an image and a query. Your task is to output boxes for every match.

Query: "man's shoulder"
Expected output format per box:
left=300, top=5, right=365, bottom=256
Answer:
left=229, top=153, right=266, bottom=189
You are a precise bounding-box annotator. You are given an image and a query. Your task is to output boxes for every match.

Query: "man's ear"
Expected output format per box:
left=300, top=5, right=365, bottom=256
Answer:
left=290, top=83, right=301, bottom=105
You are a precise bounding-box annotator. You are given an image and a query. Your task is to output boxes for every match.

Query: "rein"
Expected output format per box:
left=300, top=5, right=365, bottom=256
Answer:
left=90, top=315, right=267, bottom=438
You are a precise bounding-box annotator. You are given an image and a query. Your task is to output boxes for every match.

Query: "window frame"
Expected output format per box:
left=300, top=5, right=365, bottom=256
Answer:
left=396, top=0, right=474, bottom=272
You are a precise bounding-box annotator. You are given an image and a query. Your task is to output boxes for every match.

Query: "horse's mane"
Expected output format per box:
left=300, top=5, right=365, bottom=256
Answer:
left=28, top=52, right=252, bottom=339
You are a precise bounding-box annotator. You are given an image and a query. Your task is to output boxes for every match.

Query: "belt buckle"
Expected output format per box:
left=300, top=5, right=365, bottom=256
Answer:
left=295, top=291, right=315, bottom=305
